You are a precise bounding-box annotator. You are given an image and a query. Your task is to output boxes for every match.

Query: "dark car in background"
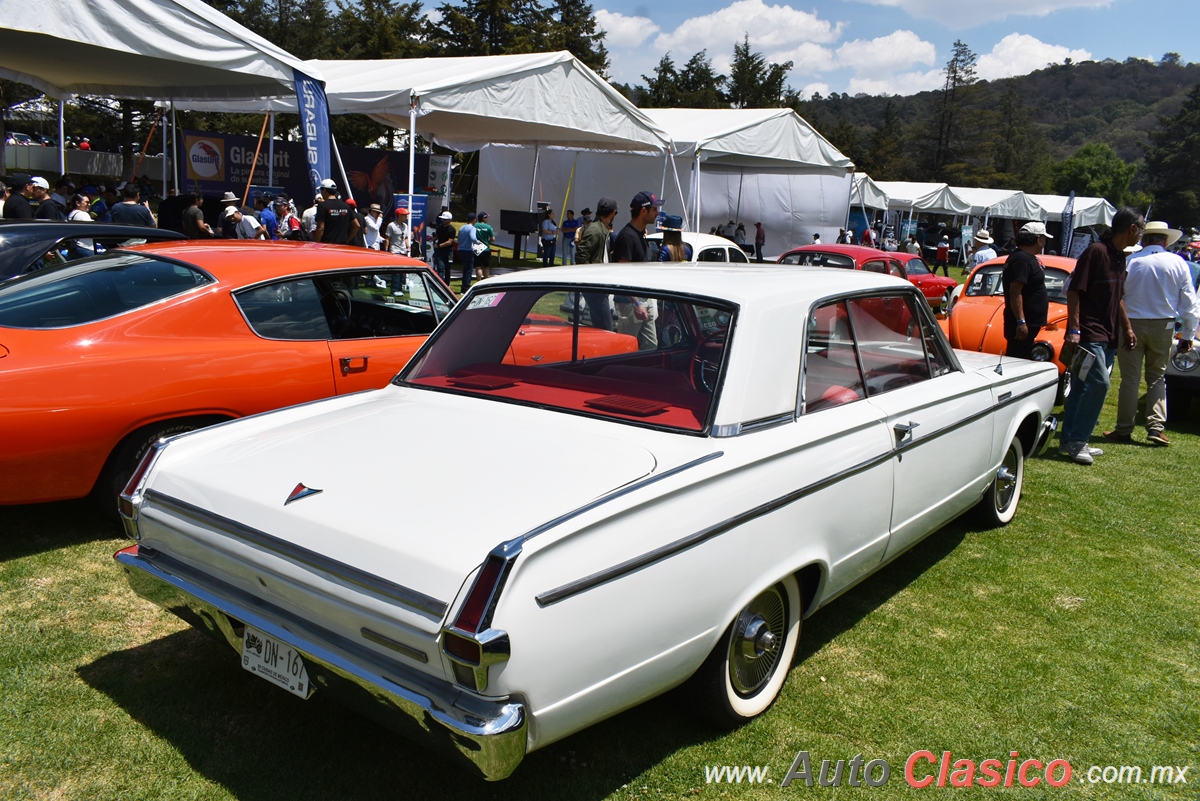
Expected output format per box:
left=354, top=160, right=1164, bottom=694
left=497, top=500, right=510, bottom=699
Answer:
left=0, top=221, right=184, bottom=279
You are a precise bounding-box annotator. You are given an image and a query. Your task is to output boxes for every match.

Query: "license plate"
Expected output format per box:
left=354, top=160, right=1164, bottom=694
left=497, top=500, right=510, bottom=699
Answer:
left=241, top=627, right=311, bottom=699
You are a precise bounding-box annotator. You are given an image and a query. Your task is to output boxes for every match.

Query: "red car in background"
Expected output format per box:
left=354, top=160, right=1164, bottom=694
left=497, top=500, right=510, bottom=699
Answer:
left=778, top=244, right=958, bottom=308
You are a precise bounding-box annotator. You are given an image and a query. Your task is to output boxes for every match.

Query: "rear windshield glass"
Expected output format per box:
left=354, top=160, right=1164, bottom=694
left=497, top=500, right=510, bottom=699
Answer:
left=779, top=251, right=856, bottom=268
left=0, top=253, right=213, bottom=328
left=966, top=265, right=1070, bottom=302
left=400, top=286, right=736, bottom=432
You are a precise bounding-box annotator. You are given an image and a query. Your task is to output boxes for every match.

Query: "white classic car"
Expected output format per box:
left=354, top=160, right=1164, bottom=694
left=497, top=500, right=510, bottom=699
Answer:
left=115, top=265, right=1058, bottom=780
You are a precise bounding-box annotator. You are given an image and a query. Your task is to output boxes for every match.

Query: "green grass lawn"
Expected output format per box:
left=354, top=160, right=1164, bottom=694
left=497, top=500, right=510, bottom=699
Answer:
left=2, top=378, right=1197, bottom=800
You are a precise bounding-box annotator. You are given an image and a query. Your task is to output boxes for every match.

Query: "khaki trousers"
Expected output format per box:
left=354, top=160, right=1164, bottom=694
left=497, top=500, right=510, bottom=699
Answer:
left=1114, top=317, right=1175, bottom=435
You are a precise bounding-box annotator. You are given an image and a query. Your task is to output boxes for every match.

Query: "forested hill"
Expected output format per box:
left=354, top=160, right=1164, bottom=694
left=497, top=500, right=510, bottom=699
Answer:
left=802, top=56, right=1200, bottom=196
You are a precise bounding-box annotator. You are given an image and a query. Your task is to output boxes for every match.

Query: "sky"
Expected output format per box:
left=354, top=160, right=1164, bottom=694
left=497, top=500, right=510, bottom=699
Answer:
left=592, top=0, right=1198, bottom=98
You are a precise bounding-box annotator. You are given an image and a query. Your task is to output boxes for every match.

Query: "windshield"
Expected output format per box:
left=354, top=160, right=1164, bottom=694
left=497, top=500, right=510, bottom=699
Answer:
left=401, top=286, right=736, bottom=432
left=966, top=265, right=1071, bottom=302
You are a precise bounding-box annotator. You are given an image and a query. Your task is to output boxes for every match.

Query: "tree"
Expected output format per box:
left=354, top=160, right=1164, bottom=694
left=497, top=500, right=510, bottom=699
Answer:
left=546, top=0, right=609, bottom=77
left=1143, top=82, right=1200, bottom=227
left=1052, top=142, right=1137, bottom=206
left=824, top=118, right=863, bottom=169
left=929, top=39, right=979, bottom=179
left=862, top=100, right=903, bottom=179
left=726, top=35, right=791, bottom=109
left=640, top=54, right=681, bottom=107
left=677, top=51, right=726, bottom=109
left=430, top=0, right=550, bottom=57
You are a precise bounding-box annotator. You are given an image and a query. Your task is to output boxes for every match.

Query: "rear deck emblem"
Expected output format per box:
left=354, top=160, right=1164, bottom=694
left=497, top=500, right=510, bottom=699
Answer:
left=285, top=483, right=323, bottom=505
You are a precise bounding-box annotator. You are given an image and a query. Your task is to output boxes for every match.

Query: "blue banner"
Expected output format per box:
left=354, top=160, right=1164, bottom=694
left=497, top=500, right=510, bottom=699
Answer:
left=294, top=69, right=331, bottom=199
left=1061, top=190, right=1075, bottom=257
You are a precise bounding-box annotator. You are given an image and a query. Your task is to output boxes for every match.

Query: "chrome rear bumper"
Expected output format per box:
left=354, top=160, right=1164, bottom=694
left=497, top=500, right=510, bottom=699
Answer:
left=115, top=545, right=527, bottom=780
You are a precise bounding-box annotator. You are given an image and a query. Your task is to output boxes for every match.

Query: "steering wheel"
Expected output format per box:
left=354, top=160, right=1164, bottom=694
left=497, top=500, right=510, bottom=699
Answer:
left=690, top=334, right=726, bottom=393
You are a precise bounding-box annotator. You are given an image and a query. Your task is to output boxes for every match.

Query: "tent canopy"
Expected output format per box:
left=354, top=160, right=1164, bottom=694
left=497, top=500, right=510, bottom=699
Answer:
left=0, top=0, right=311, bottom=100
left=949, top=186, right=1045, bottom=220
left=851, top=173, right=889, bottom=210
left=1025, top=194, right=1115, bottom=227
left=174, top=52, right=671, bottom=153
left=872, top=181, right=972, bottom=215
left=644, top=108, right=852, bottom=173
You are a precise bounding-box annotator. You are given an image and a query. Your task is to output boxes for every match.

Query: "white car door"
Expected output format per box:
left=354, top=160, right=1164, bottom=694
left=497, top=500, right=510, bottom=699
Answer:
left=845, top=294, right=994, bottom=561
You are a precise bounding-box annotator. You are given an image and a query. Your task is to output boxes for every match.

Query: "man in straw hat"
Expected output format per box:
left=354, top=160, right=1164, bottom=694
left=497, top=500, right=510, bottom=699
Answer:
left=970, top=229, right=997, bottom=268
left=1104, top=220, right=1199, bottom=446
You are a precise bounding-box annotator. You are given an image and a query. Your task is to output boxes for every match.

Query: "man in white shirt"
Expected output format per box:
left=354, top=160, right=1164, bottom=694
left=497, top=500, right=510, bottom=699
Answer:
left=301, top=194, right=320, bottom=235
left=363, top=203, right=384, bottom=249
left=970, top=229, right=997, bottom=268
left=1106, top=220, right=1199, bottom=446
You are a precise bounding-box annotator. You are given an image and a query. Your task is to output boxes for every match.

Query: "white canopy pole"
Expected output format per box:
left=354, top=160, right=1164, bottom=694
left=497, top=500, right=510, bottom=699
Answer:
left=57, top=100, right=65, bottom=175
left=331, top=133, right=351, bottom=201
left=161, top=107, right=168, bottom=196
left=408, top=98, right=416, bottom=250
left=268, top=112, right=275, bottom=187
left=528, top=142, right=540, bottom=211
left=693, top=153, right=701, bottom=233
left=659, top=151, right=668, bottom=202
left=171, top=101, right=179, bottom=193
left=669, top=153, right=686, bottom=228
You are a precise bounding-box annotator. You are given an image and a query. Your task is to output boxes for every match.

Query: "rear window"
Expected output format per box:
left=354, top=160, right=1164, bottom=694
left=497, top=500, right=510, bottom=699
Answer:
left=401, top=286, right=736, bottom=432
left=0, top=253, right=213, bottom=328
left=779, top=251, right=856, bottom=268
left=966, top=265, right=1070, bottom=302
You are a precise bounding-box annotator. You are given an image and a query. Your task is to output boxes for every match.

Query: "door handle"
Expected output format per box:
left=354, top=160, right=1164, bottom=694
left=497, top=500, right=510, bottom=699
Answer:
left=893, top=421, right=919, bottom=442
left=339, top=355, right=369, bottom=376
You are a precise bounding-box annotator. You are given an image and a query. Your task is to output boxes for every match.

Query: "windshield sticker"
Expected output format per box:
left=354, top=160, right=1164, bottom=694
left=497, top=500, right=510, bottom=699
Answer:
left=467, top=292, right=505, bottom=310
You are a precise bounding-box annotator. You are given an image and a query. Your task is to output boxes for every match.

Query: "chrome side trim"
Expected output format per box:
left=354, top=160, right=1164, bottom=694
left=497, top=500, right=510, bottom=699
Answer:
left=116, top=547, right=526, bottom=780
left=143, top=490, right=447, bottom=619
left=535, top=447, right=895, bottom=607
left=506, top=451, right=724, bottom=549
left=360, top=627, right=428, bottom=663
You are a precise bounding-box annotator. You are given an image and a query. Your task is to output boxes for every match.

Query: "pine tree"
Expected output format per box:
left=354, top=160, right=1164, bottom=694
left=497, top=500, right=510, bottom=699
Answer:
left=930, top=39, right=978, bottom=179
left=430, top=0, right=550, bottom=57
left=677, top=51, right=726, bottom=108
left=1143, top=82, right=1200, bottom=227
left=640, top=54, right=681, bottom=107
left=546, top=0, right=610, bottom=77
left=726, top=35, right=791, bottom=109
left=863, top=100, right=903, bottom=179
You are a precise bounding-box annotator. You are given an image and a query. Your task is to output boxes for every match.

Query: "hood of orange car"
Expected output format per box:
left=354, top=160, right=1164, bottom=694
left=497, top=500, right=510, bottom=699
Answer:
left=949, top=298, right=1004, bottom=352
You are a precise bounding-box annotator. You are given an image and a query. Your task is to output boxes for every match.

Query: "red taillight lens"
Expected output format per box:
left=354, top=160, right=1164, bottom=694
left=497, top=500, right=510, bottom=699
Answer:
left=443, top=631, right=482, bottom=664
left=453, top=555, right=505, bottom=634
left=118, top=441, right=166, bottom=519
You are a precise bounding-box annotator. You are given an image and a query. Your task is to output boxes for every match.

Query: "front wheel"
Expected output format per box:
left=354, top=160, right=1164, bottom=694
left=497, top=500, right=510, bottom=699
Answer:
left=975, top=437, right=1024, bottom=527
left=688, top=574, right=801, bottom=727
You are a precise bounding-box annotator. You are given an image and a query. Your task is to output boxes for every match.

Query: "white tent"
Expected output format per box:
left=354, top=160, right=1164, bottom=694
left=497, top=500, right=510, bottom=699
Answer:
left=872, top=181, right=972, bottom=215
left=851, top=174, right=889, bottom=210
left=1025, top=194, right=1115, bottom=227
left=949, top=186, right=1045, bottom=221
left=478, top=108, right=854, bottom=255
left=0, top=0, right=311, bottom=100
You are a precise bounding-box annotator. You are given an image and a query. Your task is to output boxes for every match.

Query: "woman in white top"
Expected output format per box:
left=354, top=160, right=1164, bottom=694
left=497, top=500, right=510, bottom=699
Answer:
left=67, top=193, right=93, bottom=221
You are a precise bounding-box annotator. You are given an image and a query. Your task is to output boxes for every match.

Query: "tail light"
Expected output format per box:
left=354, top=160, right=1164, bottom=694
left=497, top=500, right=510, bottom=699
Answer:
left=118, top=440, right=169, bottom=532
left=441, top=544, right=519, bottom=693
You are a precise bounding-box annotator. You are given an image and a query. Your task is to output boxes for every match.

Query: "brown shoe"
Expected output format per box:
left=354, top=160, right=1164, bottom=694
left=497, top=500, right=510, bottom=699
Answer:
left=1146, top=430, right=1170, bottom=447
left=1102, top=430, right=1133, bottom=443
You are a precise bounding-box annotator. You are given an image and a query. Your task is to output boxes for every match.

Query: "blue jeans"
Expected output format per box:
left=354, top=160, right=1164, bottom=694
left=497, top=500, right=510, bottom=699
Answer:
left=561, top=236, right=575, bottom=265
left=457, top=249, right=475, bottom=291
left=541, top=238, right=556, bottom=267
left=433, top=249, right=451, bottom=284
left=1060, top=341, right=1116, bottom=444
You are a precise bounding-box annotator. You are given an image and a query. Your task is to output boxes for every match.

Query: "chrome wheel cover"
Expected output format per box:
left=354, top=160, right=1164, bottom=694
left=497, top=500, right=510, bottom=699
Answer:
left=728, top=585, right=786, bottom=696
left=995, top=446, right=1019, bottom=512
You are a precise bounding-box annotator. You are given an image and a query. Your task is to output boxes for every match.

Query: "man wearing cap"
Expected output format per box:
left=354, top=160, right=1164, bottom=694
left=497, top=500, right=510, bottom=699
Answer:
left=432, top=210, right=456, bottom=284
left=1105, top=221, right=1199, bottom=446
left=224, top=206, right=260, bottom=239
left=934, top=234, right=951, bottom=276
left=1058, top=208, right=1144, bottom=464
left=384, top=207, right=411, bottom=256
left=274, top=197, right=303, bottom=240
left=314, top=179, right=358, bottom=245
left=971, top=229, right=997, bottom=268
left=1002, top=222, right=1051, bottom=361
left=457, top=212, right=480, bottom=291
left=811, top=232, right=822, bottom=245
left=613, top=191, right=660, bottom=263
left=2, top=174, right=34, bottom=219
left=32, top=177, right=65, bottom=221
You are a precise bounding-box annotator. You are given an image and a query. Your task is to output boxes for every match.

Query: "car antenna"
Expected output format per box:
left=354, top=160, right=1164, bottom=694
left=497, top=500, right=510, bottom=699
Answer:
left=995, top=350, right=1004, bottom=375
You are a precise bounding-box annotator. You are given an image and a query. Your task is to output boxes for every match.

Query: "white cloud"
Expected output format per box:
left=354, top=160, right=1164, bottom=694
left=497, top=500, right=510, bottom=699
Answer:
left=976, top=33, right=1092, bottom=80
left=847, top=69, right=944, bottom=97
left=767, top=42, right=838, bottom=75
left=596, top=10, right=660, bottom=49
left=855, top=0, right=1113, bottom=25
left=652, top=0, right=843, bottom=69
left=835, top=30, right=936, bottom=78
left=800, top=82, right=831, bottom=99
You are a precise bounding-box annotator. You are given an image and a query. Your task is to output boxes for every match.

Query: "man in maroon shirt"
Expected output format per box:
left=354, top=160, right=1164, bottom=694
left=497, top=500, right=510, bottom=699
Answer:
left=1058, top=208, right=1144, bottom=464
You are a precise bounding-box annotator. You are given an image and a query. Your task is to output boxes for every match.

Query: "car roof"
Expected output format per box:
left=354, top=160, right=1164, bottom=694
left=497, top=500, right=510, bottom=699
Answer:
left=646, top=231, right=741, bottom=249
left=974, top=254, right=1077, bottom=273
left=781, top=244, right=897, bottom=263
left=476, top=262, right=912, bottom=307
left=0, top=220, right=183, bottom=239
left=124, top=240, right=430, bottom=285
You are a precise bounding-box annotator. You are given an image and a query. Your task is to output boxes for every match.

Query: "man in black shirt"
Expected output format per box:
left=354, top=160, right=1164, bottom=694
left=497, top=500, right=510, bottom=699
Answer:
left=612, top=190, right=660, bottom=262
left=1002, top=222, right=1051, bottom=360
left=2, top=174, right=34, bottom=219
left=32, top=177, right=65, bottom=220
left=313, top=179, right=359, bottom=245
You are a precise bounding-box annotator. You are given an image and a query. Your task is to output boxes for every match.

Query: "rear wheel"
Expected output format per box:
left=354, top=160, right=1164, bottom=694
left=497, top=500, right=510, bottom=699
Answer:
left=975, top=437, right=1024, bottom=527
left=688, top=574, right=801, bottom=727
left=91, top=417, right=226, bottom=518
